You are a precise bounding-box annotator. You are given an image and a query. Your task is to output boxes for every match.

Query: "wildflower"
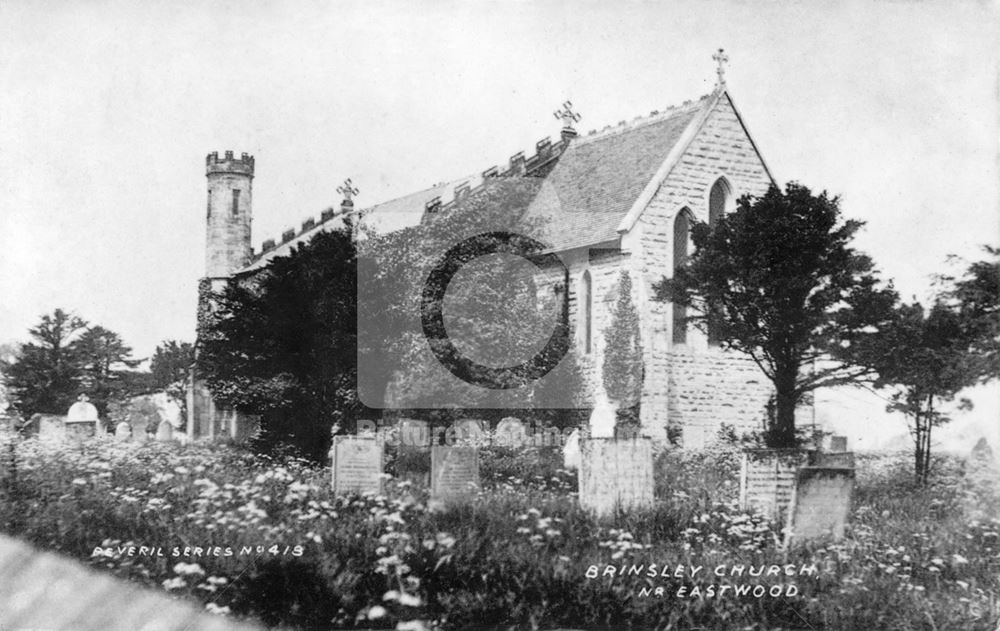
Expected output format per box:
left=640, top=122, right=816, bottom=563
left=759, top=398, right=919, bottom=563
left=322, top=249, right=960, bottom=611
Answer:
left=367, top=605, right=387, bottom=619
left=205, top=603, right=231, bottom=615
left=71, top=478, right=87, bottom=486
left=162, top=577, right=187, bottom=590
left=173, top=562, right=205, bottom=576
left=398, top=592, right=422, bottom=607
left=952, top=553, right=969, bottom=565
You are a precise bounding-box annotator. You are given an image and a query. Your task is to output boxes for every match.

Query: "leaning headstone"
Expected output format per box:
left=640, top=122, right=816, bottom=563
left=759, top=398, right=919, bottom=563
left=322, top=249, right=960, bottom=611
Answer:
left=430, top=446, right=480, bottom=507
left=494, top=417, right=528, bottom=448
left=114, top=422, right=132, bottom=441
left=785, top=466, right=854, bottom=543
left=155, top=420, right=174, bottom=441
left=331, top=435, right=383, bottom=495
left=739, top=449, right=811, bottom=522
left=579, top=437, right=654, bottom=516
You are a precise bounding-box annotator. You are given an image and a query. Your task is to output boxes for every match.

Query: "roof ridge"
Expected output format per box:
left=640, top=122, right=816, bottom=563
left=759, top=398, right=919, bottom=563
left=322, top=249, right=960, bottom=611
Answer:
left=573, top=93, right=713, bottom=146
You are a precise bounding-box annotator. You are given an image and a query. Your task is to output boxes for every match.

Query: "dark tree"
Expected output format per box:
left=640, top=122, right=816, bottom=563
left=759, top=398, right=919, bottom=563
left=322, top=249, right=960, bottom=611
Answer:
left=602, top=271, right=643, bottom=433
left=2, top=309, right=88, bottom=416
left=654, top=183, right=898, bottom=448
left=198, top=228, right=360, bottom=460
left=847, top=301, right=981, bottom=483
left=76, top=326, right=141, bottom=416
left=944, top=246, right=1000, bottom=382
left=150, top=340, right=195, bottom=411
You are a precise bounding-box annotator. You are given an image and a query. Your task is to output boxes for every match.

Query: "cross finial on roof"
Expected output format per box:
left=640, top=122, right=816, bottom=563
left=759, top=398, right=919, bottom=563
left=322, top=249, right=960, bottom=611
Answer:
left=337, top=178, right=359, bottom=204
left=553, top=100, right=582, bottom=130
left=713, top=48, right=729, bottom=88
left=77, top=393, right=89, bottom=402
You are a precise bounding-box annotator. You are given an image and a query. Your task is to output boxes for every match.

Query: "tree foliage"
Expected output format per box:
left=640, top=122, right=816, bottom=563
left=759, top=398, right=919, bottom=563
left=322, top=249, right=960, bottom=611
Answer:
left=654, top=183, right=898, bottom=448
left=198, top=229, right=360, bottom=460
left=2, top=309, right=140, bottom=417
left=944, top=246, right=1000, bottom=383
left=603, top=271, right=643, bottom=432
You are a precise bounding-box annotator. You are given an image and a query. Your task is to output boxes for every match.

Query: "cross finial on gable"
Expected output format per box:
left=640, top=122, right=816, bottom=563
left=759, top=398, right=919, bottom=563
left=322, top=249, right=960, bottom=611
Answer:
left=337, top=178, right=359, bottom=206
left=553, top=100, right=582, bottom=131
left=713, top=48, right=729, bottom=88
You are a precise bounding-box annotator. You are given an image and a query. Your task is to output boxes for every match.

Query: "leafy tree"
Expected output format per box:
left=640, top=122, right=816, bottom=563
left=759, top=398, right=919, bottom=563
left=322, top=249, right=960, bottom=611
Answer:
left=150, top=340, right=195, bottom=410
left=654, top=183, right=898, bottom=448
left=198, top=229, right=360, bottom=460
left=2, top=309, right=88, bottom=416
left=849, top=301, right=981, bottom=483
left=944, top=246, right=1000, bottom=382
left=602, top=271, right=643, bottom=433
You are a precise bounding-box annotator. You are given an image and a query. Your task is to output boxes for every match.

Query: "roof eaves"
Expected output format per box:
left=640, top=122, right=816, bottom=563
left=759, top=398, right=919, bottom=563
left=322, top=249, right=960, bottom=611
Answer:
left=615, top=90, right=723, bottom=235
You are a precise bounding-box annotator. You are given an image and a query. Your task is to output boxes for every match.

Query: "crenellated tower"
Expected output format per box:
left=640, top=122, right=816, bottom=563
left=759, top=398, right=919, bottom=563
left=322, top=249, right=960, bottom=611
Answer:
left=205, top=151, right=254, bottom=278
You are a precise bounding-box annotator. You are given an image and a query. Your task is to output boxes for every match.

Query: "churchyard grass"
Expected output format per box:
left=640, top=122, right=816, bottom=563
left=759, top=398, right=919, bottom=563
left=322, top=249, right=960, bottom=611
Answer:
left=0, top=434, right=997, bottom=630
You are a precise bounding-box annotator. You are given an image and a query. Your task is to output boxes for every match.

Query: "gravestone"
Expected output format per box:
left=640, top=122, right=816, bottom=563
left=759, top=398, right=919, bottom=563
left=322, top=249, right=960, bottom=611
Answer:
left=155, top=420, right=174, bottom=441
left=588, top=391, right=616, bottom=438
left=35, top=414, right=67, bottom=442
left=785, top=466, right=854, bottom=542
left=578, top=437, right=654, bottom=516
left=430, top=446, right=480, bottom=507
left=331, top=435, right=383, bottom=495
left=812, top=451, right=855, bottom=468
left=562, top=428, right=581, bottom=470
left=114, top=422, right=132, bottom=440
left=494, top=417, right=528, bottom=448
left=451, top=419, right=486, bottom=444
left=739, top=449, right=811, bottom=521
left=829, top=435, right=848, bottom=452
left=65, top=394, right=101, bottom=441
left=971, top=437, right=994, bottom=463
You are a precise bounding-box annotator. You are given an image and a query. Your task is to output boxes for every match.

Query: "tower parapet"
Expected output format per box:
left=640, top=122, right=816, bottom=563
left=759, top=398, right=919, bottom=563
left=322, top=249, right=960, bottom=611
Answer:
left=206, top=151, right=255, bottom=177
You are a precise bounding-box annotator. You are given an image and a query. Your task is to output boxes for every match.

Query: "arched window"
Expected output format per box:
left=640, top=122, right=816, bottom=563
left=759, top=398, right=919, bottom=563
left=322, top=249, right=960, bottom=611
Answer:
left=707, top=178, right=731, bottom=346
left=672, top=209, right=690, bottom=345
left=580, top=270, right=592, bottom=354
left=709, top=177, right=731, bottom=227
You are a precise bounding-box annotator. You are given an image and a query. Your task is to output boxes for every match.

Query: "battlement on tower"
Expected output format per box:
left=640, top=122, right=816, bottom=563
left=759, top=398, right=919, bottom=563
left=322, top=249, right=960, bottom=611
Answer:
left=206, top=150, right=255, bottom=177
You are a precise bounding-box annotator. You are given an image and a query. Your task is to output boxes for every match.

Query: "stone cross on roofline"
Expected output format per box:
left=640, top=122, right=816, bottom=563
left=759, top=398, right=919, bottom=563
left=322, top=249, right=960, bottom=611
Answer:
left=553, top=100, right=582, bottom=131
left=713, top=48, right=729, bottom=88
left=337, top=178, right=359, bottom=208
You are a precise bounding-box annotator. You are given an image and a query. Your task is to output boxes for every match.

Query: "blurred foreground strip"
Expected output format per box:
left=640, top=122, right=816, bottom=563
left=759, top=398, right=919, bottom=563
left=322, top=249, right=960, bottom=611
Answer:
left=0, top=533, right=263, bottom=631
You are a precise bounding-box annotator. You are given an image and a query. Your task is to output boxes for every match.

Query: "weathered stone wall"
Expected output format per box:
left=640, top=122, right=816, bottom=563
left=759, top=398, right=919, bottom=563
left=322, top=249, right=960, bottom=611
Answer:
left=632, top=93, right=775, bottom=442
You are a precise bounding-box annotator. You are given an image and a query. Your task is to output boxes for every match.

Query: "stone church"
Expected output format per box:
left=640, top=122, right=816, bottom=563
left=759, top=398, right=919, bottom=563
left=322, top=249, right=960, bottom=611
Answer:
left=188, top=60, right=776, bottom=446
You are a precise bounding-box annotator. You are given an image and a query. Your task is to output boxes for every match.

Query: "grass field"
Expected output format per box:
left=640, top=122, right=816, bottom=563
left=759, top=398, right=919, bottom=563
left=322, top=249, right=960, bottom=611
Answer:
left=0, top=433, right=997, bottom=630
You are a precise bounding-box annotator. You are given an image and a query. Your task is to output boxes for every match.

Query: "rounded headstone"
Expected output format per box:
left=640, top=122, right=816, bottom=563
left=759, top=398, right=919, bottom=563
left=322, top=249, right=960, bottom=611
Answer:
left=562, top=428, right=581, bottom=470
left=589, top=391, right=616, bottom=438
left=155, top=420, right=174, bottom=441
left=114, top=422, right=132, bottom=440
left=66, top=395, right=99, bottom=423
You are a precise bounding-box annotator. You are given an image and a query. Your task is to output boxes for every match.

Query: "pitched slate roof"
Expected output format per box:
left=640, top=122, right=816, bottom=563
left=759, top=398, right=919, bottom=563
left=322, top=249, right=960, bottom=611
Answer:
left=519, top=96, right=709, bottom=251
left=238, top=91, right=719, bottom=273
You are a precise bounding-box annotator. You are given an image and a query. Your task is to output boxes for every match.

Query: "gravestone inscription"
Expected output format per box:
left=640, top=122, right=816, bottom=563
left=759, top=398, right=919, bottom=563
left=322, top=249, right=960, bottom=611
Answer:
left=785, top=466, right=854, bottom=542
left=430, top=446, right=479, bottom=506
left=331, top=435, right=383, bottom=495
left=578, top=438, right=654, bottom=516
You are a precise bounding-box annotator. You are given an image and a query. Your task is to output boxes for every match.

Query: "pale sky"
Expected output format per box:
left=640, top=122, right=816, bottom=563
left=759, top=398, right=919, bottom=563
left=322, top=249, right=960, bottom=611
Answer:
left=1, top=0, right=997, bottom=367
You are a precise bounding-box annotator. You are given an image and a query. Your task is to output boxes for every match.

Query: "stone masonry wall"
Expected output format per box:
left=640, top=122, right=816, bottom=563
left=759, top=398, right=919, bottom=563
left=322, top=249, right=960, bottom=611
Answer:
left=634, top=93, right=775, bottom=443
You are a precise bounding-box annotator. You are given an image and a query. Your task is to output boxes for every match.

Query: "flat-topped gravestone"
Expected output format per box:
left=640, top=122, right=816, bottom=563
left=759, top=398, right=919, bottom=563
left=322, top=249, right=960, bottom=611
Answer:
left=430, top=446, right=480, bottom=506
left=812, top=451, right=855, bottom=468
left=155, top=420, right=174, bottom=441
left=785, top=466, right=854, bottom=543
left=829, top=435, right=848, bottom=452
left=331, top=435, right=383, bottom=495
left=35, top=414, right=66, bottom=442
left=579, top=437, right=654, bottom=516
left=494, top=417, right=528, bottom=448
left=740, top=449, right=811, bottom=522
